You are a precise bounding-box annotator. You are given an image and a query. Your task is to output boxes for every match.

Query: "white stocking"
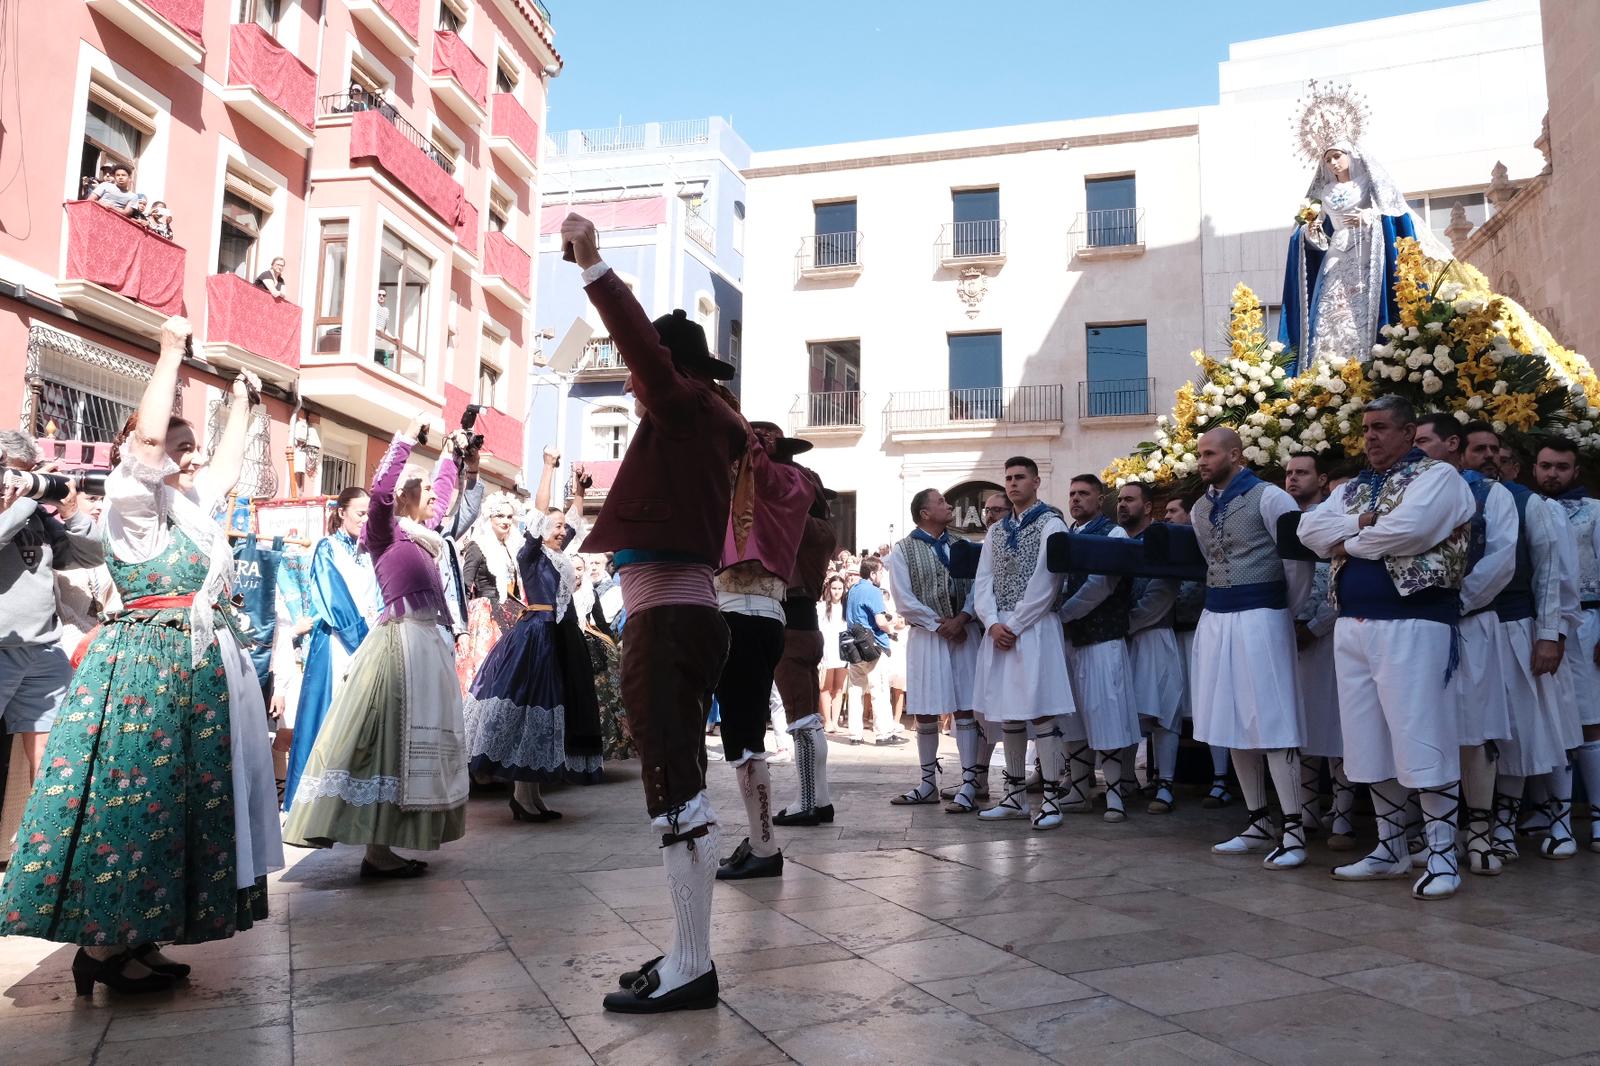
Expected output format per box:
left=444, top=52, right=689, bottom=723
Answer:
left=650, top=826, right=718, bottom=997
left=812, top=724, right=832, bottom=808
left=1152, top=727, right=1179, bottom=781
left=1231, top=751, right=1268, bottom=811
left=953, top=716, right=980, bottom=806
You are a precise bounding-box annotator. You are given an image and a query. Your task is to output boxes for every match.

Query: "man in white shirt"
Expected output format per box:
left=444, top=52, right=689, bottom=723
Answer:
left=1117, top=482, right=1185, bottom=815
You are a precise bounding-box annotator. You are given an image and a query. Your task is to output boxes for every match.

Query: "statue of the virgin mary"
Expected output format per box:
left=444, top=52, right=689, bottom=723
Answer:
left=1278, top=81, right=1452, bottom=373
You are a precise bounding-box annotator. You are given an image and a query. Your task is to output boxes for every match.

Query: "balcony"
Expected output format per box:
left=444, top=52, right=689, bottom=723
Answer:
left=796, top=232, right=862, bottom=281
left=300, top=348, right=441, bottom=437
left=325, top=98, right=465, bottom=226
left=789, top=390, right=864, bottom=439
left=576, top=338, right=627, bottom=381
left=488, top=93, right=540, bottom=178
left=1078, top=377, right=1157, bottom=423
left=1069, top=208, right=1146, bottom=260
left=222, top=24, right=316, bottom=152
left=884, top=384, right=1064, bottom=442
left=937, top=220, right=1006, bottom=267
left=346, top=0, right=419, bottom=59
left=548, top=118, right=711, bottom=158
left=453, top=199, right=479, bottom=272
left=481, top=231, right=532, bottom=310
left=202, top=273, right=303, bottom=386
left=60, top=201, right=186, bottom=337
left=85, top=0, right=204, bottom=67
left=685, top=203, right=715, bottom=253
left=427, top=30, right=488, bottom=127
left=443, top=384, right=523, bottom=477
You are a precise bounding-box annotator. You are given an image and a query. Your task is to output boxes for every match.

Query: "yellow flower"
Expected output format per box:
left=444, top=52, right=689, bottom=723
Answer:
left=1489, top=391, right=1539, bottom=431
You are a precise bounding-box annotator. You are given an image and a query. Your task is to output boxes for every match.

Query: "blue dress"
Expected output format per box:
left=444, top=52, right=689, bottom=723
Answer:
left=462, top=536, right=603, bottom=783
left=282, top=532, right=377, bottom=810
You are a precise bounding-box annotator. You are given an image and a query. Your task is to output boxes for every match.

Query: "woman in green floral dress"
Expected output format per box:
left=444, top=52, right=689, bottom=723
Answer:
left=0, top=317, right=282, bottom=995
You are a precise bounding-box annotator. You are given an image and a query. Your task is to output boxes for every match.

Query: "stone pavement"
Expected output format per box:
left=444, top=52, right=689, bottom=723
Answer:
left=6, top=733, right=1600, bottom=1065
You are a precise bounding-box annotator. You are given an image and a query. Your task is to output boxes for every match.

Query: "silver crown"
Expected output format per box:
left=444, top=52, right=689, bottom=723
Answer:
left=1291, top=79, right=1370, bottom=163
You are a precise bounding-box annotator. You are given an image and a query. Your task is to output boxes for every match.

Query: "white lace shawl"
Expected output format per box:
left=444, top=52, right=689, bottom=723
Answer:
left=542, top=542, right=576, bottom=622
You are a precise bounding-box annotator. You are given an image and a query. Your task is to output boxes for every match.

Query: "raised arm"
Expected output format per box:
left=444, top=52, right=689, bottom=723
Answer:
left=195, top=370, right=261, bottom=504
left=129, top=317, right=191, bottom=471
left=364, top=413, right=436, bottom=559
left=426, top=444, right=461, bottom=530
left=534, top=445, right=558, bottom=515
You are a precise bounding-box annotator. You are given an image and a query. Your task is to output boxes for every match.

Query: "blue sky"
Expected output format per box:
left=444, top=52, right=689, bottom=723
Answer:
left=542, top=0, right=1474, bottom=150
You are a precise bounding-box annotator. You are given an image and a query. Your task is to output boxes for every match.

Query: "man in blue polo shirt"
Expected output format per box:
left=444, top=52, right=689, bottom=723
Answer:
left=845, top=557, right=902, bottom=745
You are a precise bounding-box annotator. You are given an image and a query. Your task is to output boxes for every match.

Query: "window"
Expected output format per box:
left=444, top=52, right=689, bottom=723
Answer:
left=488, top=187, right=511, bottom=233
left=350, top=57, right=387, bottom=96
left=438, top=0, right=466, bottom=32
left=828, top=491, right=857, bottom=559
left=695, top=296, right=717, bottom=347
left=1408, top=191, right=1490, bottom=245
left=951, top=188, right=1000, bottom=257
left=948, top=332, right=1002, bottom=419
left=813, top=200, right=858, bottom=267
left=732, top=201, right=746, bottom=254
left=376, top=229, right=432, bottom=383
left=806, top=340, right=860, bottom=426
left=1085, top=175, right=1138, bottom=247
left=313, top=221, right=348, bottom=353
left=1084, top=323, right=1150, bottom=416
left=589, top=405, right=632, bottom=460
left=1264, top=304, right=1283, bottom=347
left=216, top=172, right=273, bottom=278
left=235, top=0, right=280, bottom=31
left=495, top=60, right=517, bottom=95
left=728, top=320, right=742, bottom=365
left=80, top=84, right=154, bottom=196
left=28, top=327, right=151, bottom=442
left=477, top=328, right=505, bottom=407
left=320, top=452, right=357, bottom=496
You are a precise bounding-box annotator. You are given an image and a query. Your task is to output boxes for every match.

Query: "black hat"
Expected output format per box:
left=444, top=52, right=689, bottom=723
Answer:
left=652, top=310, right=736, bottom=381
left=748, top=421, right=814, bottom=459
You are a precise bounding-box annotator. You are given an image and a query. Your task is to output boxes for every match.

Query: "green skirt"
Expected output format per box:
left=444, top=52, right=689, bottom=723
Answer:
left=0, top=611, right=266, bottom=946
left=283, top=617, right=466, bottom=851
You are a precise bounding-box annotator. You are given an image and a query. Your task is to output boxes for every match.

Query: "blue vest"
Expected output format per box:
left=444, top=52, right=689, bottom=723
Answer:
left=1064, top=515, right=1133, bottom=646
left=1468, top=479, right=1535, bottom=623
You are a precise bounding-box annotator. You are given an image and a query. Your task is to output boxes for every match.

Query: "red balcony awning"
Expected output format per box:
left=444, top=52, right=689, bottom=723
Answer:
left=147, top=0, right=203, bottom=42
left=455, top=199, right=479, bottom=257
left=483, top=231, right=531, bottom=300
left=227, top=24, right=315, bottom=130
left=64, top=201, right=186, bottom=316
left=491, top=93, right=540, bottom=160
left=540, top=196, right=666, bottom=235
left=580, top=459, right=622, bottom=492
left=432, top=30, right=487, bottom=108
left=443, top=384, right=524, bottom=468
left=348, top=110, right=464, bottom=226
left=205, top=273, right=302, bottom=371
left=34, top=438, right=116, bottom=471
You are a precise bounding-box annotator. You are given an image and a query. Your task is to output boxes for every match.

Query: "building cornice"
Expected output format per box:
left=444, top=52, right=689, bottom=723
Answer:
left=742, top=124, right=1199, bottom=180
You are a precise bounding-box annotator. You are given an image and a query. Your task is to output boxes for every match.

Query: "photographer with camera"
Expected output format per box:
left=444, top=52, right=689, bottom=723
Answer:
left=434, top=418, right=486, bottom=644
left=0, top=431, right=105, bottom=786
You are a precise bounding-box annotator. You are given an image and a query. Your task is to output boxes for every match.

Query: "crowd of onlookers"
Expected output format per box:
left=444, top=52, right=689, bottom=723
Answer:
left=80, top=161, right=174, bottom=238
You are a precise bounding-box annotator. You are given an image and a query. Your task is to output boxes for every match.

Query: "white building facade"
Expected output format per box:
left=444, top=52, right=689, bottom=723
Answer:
left=739, top=0, right=1547, bottom=548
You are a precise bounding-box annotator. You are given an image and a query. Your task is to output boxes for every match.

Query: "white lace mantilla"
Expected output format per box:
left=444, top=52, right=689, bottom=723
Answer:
left=296, top=769, right=402, bottom=808
left=462, top=693, right=569, bottom=773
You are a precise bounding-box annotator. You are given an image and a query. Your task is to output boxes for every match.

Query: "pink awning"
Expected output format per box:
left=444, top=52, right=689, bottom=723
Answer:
left=581, top=459, right=622, bottom=492
left=483, top=231, right=531, bottom=300
left=491, top=93, right=540, bottom=161
left=443, top=383, right=524, bottom=468
left=432, top=30, right=487, bottom=108
left=540, top=197, right=667, bottom=235
left=348, top=110, right=464, bottom=226
left=455, top=199, right=479, bottom=258
left=64, top=201, right=186, bottom=316
left=227, top=24, right=316, bottom=130
left=205, top=273, right=302, bottom=371
left=377, top=0, right=420, bottom=37
left=147, top=0, right=203, bottom=42
left=34, top=439, right=116, bottom=471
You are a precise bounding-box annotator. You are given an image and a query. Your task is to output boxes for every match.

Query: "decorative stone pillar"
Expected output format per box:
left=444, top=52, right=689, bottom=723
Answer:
left=1487, top=161, right=1514, bottom=209
left=1534, top=112, right=1552, bottom=175
left=1444, top=204, right=1474, bottom=253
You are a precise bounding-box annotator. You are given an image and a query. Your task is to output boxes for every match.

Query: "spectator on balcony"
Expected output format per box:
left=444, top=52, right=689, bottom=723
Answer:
left=147, top=201, right=174, bottom=241
left=89, top=163, right=146, bottom=221
left=373, top=290, right=393, bottom=369
left=255, top=257, right=288, bottom=299
left=0, top=432, right=105, bottom=788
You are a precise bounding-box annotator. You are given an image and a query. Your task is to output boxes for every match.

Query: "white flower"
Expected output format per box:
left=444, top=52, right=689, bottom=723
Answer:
left=1268, top=341, right=1285, bottom=354
left=1433, top=353, right=1455, bottom=375
left=1389, top=365, right=1406, bottom=382
left=1424, top=322, right=1444, bottom=334
left=1272, top=366, right=1286, bottom=379
left=1422, top=375, right=1443, bottom=395
left=1406, top=327, right=1421, bottom=342
left=1254, top=391, right=1267, bottom=403
left=1453, top=409, right=1469, bottom=422
left=1437, top=281, right=1464, bottom=301
left=1492, top=419, right=1507, bottom=433
left=1408, top=371, right=1423, bottom=383
left=1286, top=403, right=1301, bottom=416
left=1279, top=418, right=1294, bottom=430
left=1467, top=395, right=1485, bottom=411
left=1327, top=380, right=1346, bottom=395
left=1493, top=380, right=1509, bottom=396
left=1405, top=352, right=1428, bottom=370
left=1339, top=420, right=1351, bottom=434
left=1315, top=439, right=1330, bottom=453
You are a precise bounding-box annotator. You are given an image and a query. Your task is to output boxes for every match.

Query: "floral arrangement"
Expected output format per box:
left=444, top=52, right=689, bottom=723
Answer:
left=1104, top=238, right=1600, bottom=489
left=1294, top=198, right=1322, bottom=227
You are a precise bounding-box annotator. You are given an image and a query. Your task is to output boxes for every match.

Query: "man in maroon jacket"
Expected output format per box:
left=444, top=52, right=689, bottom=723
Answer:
left=560, top=214, right=747, bottom=1015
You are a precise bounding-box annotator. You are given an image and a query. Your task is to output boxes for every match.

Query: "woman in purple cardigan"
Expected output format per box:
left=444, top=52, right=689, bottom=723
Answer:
left=283, top=414, right=470, bottom=879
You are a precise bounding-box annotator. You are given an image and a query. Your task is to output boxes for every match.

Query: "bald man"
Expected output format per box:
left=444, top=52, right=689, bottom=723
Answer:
left=1189, top=428, right=1313, bottom=871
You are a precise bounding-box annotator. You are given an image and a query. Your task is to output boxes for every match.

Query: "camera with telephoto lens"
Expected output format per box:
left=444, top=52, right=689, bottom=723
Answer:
left=459, top=404, right=486, bottom=452
left=3, top=470, right=108, bottom=502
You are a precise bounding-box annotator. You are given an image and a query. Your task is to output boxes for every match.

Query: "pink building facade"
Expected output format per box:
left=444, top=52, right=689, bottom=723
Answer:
left=0, top=0, right=558, bottom=503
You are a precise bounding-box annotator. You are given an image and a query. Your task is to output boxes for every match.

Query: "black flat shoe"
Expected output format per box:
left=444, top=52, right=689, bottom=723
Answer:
left=618, top=955, right=664, bottom=989
left=773, top=802, right=835, bottom=827
left=131, top=943, right=191, bottom=980
left=359, top=859, right=429, bottom=880
left=510, top=797, right=562, bottom=822
left=72, top=949, right=177, bottom=996
left=602, top=964, right=718, bottom=1014
left=716, top=838, right=783, bottom=881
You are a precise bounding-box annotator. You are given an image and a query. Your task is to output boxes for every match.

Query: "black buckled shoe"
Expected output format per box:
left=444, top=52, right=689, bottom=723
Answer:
left=131, top=943, right=191, bottom=980
left=617, top=955, right=664, bottom=989
left=773, top=803, right=835, bottom=827
left=602, top=964, right=719, bottom=1014
left=715, top=837, right=784, bottom=880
